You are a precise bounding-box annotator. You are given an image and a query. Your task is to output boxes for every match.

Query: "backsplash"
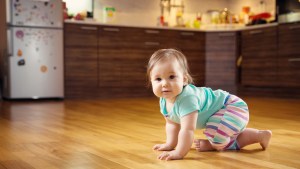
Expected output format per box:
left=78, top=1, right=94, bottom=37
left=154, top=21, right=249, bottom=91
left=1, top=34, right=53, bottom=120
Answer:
left=81, top=0, right=275, bottom=26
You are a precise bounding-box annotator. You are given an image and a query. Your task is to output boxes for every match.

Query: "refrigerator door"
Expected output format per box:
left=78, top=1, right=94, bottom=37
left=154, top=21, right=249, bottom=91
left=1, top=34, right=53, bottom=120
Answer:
left=9, top=0, right=62, bottom=28
left=6, top=27, right=64, bottom=99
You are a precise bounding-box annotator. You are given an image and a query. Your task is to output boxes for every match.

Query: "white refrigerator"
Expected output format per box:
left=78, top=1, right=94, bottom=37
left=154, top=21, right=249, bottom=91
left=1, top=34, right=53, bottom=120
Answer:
left=3, top=0, right=64, bottom=99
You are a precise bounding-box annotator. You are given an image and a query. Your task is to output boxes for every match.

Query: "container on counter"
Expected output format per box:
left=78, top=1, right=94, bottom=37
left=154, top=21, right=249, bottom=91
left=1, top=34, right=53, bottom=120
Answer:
left=103, top=6, right=116, bottom=23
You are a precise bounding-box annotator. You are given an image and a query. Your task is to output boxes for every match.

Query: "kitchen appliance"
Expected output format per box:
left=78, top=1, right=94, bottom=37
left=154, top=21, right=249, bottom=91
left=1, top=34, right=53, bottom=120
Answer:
left=3, top=0, right=64, bottom=99
left=277, top=0, right=300, bottom=23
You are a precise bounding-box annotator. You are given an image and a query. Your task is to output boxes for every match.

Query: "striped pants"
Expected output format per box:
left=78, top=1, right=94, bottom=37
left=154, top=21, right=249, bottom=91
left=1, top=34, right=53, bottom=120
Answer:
left=204, top=95, right=249, bottom=150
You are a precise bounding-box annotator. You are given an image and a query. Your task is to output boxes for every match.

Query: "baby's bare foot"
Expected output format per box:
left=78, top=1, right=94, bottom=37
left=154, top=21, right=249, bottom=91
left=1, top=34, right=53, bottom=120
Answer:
left=194, top=139, right=215, bottom=152
left=259, top=130, right=272, bottom=150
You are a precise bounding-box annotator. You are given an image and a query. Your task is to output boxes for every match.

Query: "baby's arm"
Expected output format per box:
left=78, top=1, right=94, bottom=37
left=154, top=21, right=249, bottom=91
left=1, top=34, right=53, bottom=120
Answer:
left=153, top=117, right=180, bottom=151
left=158, top=111, right=198, bottom=160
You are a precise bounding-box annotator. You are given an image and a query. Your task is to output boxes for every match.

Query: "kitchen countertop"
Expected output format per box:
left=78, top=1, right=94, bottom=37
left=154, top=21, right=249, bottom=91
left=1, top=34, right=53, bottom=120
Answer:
left=64, top=19, right=278, bottom=32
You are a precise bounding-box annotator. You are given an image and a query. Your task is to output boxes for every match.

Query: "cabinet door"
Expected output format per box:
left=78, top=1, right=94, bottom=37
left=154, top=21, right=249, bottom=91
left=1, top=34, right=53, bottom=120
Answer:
left=64, top=23, right=98, bottom=87
left=278, top=23, right=300, bottom=87
left=98, top=26, right=177, bottom=88
left=173, top=31, right=205, bottom=86
left=241, top=27, right=277, bottom=87
left=205, top=32, right=238, bottom=93
left=65, top=48, right=98, bottom=87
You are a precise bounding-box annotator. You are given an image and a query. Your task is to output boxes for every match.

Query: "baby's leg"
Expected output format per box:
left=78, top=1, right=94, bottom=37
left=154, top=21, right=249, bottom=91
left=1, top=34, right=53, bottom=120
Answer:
left=194, top=139, right=215, bottom=152
left=237, top=128, right=272, bottom=150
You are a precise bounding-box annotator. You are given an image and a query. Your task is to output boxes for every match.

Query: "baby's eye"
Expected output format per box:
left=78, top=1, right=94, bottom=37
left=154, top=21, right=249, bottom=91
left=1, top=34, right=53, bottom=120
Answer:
left=155, top=78, right=162, bottom=81
left=169, top=75, right=176, bottom=79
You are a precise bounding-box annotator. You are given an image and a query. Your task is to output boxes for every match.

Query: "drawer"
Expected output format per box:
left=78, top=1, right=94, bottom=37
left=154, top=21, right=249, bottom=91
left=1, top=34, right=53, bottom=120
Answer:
left=278, top=23, right=300, bottom=56
left=64, top=23, right=98, bottom=47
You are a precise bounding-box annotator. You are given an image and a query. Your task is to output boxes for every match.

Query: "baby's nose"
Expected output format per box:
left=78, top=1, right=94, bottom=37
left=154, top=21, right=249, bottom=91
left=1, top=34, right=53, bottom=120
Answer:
left=162, top=80, right=168, bottom=87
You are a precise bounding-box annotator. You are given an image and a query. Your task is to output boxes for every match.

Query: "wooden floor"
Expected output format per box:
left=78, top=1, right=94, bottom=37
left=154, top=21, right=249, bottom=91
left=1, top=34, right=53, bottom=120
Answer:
left=0, top=96, right=299, bottom=169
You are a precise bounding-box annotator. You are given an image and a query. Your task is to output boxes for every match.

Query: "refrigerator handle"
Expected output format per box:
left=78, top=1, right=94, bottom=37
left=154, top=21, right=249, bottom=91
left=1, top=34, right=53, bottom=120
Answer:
left=6, top=0, right=11, bottom=24
left=7, top=28, right=13, bottom=57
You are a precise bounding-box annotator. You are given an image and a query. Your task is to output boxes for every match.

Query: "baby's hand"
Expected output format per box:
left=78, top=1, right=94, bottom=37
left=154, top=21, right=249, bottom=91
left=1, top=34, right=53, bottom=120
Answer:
left=158, top=151, right=183, bottom=160
left=153, top=143, right=174, bottom=151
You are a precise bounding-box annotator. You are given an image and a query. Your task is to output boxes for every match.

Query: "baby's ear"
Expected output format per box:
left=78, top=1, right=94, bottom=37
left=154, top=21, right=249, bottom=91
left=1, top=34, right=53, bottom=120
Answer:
left=183, top=74, right=188, bottom=85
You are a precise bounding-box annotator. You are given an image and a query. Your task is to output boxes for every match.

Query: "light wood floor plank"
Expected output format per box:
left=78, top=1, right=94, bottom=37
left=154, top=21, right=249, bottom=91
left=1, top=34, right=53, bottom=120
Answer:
left=0, top=97, right=299, bottom=169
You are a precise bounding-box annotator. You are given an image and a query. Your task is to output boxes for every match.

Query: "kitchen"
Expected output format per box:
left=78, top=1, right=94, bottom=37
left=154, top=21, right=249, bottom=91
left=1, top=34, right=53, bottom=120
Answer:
left=0, top=0, right=299, bottom=168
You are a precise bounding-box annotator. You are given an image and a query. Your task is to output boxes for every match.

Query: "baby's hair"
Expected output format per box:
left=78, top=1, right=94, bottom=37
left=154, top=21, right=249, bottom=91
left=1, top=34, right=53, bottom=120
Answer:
left=146, top=48, right=194, bottom=87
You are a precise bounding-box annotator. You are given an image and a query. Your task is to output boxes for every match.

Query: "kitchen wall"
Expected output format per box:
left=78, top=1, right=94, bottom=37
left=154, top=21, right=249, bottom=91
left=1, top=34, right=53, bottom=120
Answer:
left=93, top=0, right=232, bottom=26
left=73, top=0, right=276, bottom=26
left=228, top=0, right=276, bottom=17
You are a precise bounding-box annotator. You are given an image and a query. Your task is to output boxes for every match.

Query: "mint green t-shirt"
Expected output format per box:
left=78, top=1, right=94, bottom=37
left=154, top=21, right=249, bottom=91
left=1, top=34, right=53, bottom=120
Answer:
left=159, top=84, right=229, bottom=129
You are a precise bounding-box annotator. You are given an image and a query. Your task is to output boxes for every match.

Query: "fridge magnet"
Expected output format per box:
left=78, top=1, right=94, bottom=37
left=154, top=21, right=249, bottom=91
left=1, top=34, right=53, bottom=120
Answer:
left=18, top=59, right=25, bottom=66
left=16, top=30, right=24, bottom=39
left=17, top=49, right=22, bottom=57
left=40, top=65, right=48, bottom=73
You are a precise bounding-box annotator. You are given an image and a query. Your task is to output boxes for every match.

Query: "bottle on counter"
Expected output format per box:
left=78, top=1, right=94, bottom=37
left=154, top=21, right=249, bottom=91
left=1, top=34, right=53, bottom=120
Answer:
left=193, top=12, right=202, bottom=28
left=175, top=9, right=184, bottom=27
left=239, top=6, right=250, bottom=24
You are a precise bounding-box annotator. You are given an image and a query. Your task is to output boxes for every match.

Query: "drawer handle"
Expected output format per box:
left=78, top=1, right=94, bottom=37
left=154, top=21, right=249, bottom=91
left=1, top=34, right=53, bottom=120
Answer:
left=249, top=30, right=263, bottom=34
left=145, top=30, right=160, bottom=34
left=145, top=42, right=160, bottom=46
left=180, top=32, right=195, bottom=36
left=218, top=33, right=235, bottom=37
left=80, top=26, right=98, bottom=30
left=288, top=58, right=300, bottom=62
left=289, top=25, right=300, bottom=30
left=103, top=28, right=120, bottom=32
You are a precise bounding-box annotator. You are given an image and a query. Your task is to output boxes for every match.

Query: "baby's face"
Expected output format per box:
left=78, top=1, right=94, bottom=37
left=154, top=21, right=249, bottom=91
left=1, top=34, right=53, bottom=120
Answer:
left=150, top=57, right=187, bottom=103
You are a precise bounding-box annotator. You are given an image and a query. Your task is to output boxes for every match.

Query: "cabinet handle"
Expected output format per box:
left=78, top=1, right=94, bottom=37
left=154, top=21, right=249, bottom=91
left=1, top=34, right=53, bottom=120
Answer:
left=288, top=58, right=300, bottom=62
left=289, top=25, right=300, bottom=30
left=145, top=30, right=160, bottom=34
left=80, top=26, right=98, bottom=30
left=249, top=30, right=263, bottom=34
left=103, top=28, right=120, bottom=32
left=144, top=42, right=160, bottom=46
left=218, top=32, right=235, bottom=37
left=237, top=55, right=242, bottom=67
left=180, top=32, right=195, bottom=36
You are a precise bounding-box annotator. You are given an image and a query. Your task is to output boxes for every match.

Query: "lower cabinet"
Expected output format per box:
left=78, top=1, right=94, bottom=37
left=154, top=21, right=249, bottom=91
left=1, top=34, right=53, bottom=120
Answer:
left=278, top=23, right=300, bottom=87
left=241, top=26, right=278, bottom=87
left=65, top=23, right=205, bottom=98
left=64, top=22, right=300, bottom=98
left=172, top=31, right=205, bottom=87
left=239, top=23, right=300, bottom=97
left=64, top=23, right=99, bottom=98
left=205, top=32, right=238, bottom=94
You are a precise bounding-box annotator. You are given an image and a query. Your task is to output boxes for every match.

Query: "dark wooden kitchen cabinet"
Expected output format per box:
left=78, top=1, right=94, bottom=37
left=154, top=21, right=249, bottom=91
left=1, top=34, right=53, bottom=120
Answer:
left=241, top=26, right=278, bottom=87
left=173, top=31, right=205, bottom=86
left=205, top=31, right=238, bottom=94
left=64, top=23, right=205, bottom=98
left=98, top=26, right=175, bottom=89
left=278, top=22, right=300, bottom=87
left=64, top=23, right=98, bottom=98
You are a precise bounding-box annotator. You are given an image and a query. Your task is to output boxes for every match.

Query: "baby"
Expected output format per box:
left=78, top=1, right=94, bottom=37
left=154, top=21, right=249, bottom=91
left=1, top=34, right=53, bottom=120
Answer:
left=147, top=49, right=272, bottom=160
